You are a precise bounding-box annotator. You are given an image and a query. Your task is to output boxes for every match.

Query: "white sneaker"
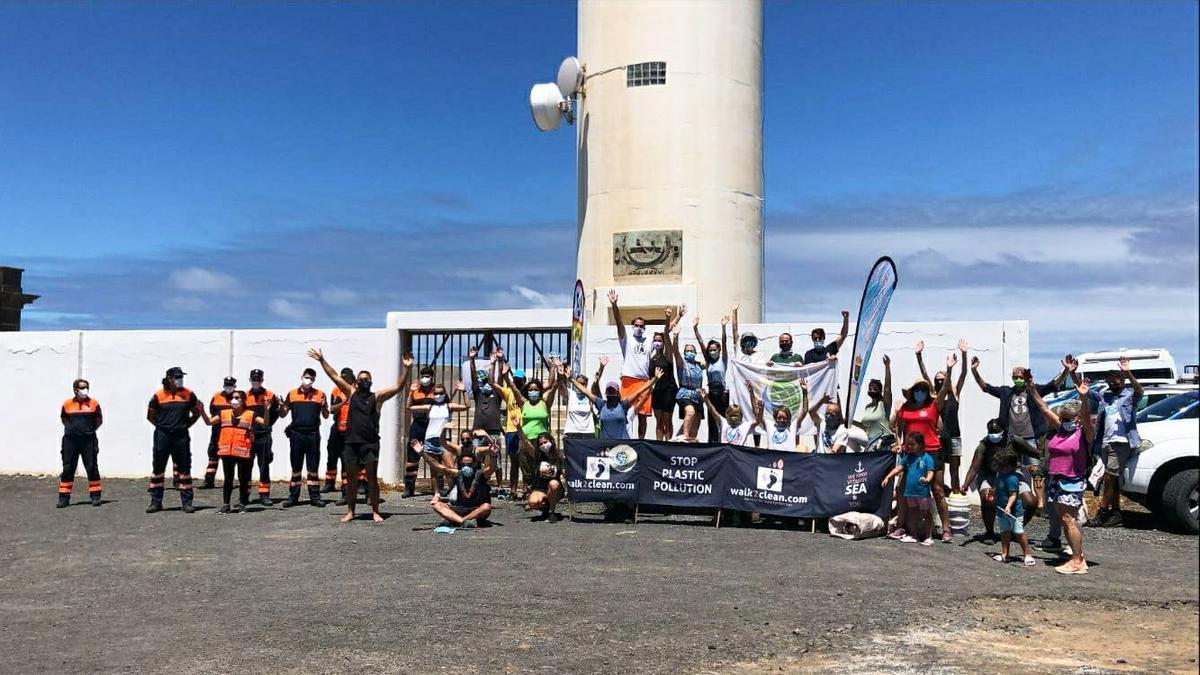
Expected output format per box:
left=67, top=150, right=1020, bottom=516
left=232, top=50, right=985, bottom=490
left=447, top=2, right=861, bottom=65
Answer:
left=1063, top=545, right=1074, bottom=556
left=900, top=535, right=918, bottom=543
left=919, top=538, right=933, bottom=547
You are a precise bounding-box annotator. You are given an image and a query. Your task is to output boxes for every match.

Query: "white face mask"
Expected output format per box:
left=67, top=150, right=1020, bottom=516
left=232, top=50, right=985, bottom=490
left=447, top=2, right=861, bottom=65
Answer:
left=633, top=326, right=645, bottom=338
left=173, top=378, right=185, bottom=388
left=540, top=442, right=553, bottom=452
left=77, top=388, right=89, bottom=399
left=419, top=376, right=432, bottom=387
left=301, top=377, right=314, bottom=388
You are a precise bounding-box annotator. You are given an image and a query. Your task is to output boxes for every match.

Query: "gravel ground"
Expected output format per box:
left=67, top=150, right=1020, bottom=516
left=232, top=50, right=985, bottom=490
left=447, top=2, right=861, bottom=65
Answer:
left=1, top=476, right=1196, bottom=674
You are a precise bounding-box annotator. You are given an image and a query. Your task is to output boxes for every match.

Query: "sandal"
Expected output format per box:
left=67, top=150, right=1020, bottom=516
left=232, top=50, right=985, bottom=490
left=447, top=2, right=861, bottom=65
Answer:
left=1023, top=555, right=1036, bottom=567
left=991, top=553, right=1007, bottom=563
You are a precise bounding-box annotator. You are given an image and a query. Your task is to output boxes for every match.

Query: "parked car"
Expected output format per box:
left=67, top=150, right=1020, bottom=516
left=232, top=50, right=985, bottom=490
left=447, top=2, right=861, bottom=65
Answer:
left=1076, top=348, right=1178, bottom=386
left=1122, top=391, right=1199, bottom=534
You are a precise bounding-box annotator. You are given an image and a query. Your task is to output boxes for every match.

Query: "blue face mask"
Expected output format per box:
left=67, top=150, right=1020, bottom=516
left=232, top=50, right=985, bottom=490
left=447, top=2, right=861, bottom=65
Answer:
left=1060, top=421, right=1077, bottom=433
left=812, top=339, right=825, bottom=349
left=685, top=352, right=697, bottom=363
left=528, top=391, right=541, bottom=403
left=459, top=465, right=476, bottom=482
left=913, top=390, right=928, bottom=404
left=986, top=432, right=1004, bottom=443
left=480, top=384, right=493, bottom=396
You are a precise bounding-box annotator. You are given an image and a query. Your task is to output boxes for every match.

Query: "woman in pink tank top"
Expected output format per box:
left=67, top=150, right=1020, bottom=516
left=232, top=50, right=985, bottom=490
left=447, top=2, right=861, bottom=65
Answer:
left=1031, top=380, right=1094, bottom=575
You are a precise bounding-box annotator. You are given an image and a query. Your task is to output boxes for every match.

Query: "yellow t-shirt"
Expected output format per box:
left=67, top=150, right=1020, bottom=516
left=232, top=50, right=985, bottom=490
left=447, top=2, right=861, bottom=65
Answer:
left=498, top=385, right=522, bottom=433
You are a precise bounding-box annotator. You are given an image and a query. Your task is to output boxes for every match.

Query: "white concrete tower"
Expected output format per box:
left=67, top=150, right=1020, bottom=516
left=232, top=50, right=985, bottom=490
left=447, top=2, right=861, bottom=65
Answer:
left=576, top=0, right=764, bottom=325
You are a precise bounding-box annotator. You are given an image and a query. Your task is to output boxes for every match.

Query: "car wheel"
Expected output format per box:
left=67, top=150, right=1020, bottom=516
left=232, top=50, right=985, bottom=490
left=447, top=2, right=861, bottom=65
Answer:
left=1160, top=468, right=1199, bottom=535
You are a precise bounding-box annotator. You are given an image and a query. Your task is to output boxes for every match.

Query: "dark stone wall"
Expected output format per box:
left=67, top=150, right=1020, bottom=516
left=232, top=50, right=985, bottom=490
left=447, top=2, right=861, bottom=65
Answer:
left=0, top=267, right=38, bottom=331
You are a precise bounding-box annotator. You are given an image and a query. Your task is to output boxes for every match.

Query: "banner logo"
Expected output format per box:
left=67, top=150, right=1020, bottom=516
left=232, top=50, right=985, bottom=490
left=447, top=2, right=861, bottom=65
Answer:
left=757, top=459, right=784, bottom=492
left=586, top=456, right=611, bottom=481
left=609, top=444, right=638, bottom=472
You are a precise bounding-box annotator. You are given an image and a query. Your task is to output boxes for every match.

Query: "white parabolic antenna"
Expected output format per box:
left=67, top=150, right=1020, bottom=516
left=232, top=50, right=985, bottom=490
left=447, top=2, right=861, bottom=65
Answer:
left=529, top=82, right=565, bottom=132
left=556, top=56, right=583, bottom=97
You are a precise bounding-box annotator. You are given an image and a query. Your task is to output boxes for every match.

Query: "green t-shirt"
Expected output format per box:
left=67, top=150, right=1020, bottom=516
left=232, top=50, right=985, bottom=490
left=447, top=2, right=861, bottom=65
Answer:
left=769, top=352, right=804, bottom=365
left=521, top=401, right=551, bottom=439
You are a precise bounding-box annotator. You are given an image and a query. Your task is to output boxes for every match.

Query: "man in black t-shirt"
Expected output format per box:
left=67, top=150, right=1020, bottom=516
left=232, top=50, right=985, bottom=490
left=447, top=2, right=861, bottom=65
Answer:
left=802, top=310, right=850, bottom=365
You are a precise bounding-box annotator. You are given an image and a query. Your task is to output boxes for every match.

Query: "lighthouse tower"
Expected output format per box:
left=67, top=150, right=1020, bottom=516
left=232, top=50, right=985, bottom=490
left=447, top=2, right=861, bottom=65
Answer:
left=575, top=0, right=764, bottom=325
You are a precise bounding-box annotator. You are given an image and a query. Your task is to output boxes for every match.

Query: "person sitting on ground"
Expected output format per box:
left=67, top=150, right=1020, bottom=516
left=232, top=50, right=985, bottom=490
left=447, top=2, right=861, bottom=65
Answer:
left=1029, top=380, right=1094, bottom=575
left=429, top=451, right=492, bottom=528
left=803, top=310, right=850, bottom=364
left=991, top=448, right=1035, bottom=566
left=566, top=357, right=660, bottom=441
left=523, top=432, right=565, bottom=522
left=442, top=429, right=499, bottom=487
left=959, top=419, right=1041, bottom=545
left=669, top=321, right=705, bottom=442
left=881, top=432, right=935, bottom=545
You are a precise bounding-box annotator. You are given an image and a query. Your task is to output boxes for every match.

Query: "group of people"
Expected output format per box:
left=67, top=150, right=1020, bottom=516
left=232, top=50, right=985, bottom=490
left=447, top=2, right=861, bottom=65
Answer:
left=55, top=308, right=1143, bottom=564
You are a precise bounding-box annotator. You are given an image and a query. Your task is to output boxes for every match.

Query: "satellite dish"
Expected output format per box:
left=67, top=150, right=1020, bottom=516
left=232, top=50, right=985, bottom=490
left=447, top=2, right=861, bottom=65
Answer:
left=529, top=82, right=565, bottom=132
left=556, top=56, right=583, bottom=97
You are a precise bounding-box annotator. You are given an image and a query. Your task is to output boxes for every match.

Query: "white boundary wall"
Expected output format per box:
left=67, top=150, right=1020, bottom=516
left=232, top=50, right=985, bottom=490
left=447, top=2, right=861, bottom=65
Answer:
left=1, top=313, right=1029, bottom=488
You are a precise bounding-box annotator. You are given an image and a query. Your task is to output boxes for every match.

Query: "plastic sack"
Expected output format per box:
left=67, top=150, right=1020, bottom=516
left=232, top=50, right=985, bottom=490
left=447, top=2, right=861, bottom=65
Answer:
left=829, top=511, right=886, bottom=540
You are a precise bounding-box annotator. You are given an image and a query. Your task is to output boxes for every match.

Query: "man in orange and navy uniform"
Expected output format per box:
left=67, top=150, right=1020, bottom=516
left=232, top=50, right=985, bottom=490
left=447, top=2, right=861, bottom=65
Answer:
left=279, top=367, right=329, bottom=507
left=324, top=367, right=355, bottom=493
left=200, top=376, right=238, bottom=490
left=59, top=378, right=103, bottom=508
left=146, top=366, right=202, bottom=513
left=245, top=368, right=281, bottom=506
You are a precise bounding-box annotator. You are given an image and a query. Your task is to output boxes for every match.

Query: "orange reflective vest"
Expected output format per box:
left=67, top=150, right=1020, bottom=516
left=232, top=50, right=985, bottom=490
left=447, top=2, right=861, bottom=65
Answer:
left=332, top=389, right=350, bottom=433
left=217, top=410, right=255, bottom=459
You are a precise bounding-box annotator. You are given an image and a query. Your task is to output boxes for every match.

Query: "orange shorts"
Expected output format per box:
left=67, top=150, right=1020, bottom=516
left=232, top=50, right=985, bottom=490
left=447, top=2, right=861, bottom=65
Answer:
left=621, top=376, right=652, bottom=416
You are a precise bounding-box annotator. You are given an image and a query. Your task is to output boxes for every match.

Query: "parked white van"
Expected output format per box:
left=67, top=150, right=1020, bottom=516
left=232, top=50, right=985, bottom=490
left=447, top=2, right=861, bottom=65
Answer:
left=1075, top=349, right=1178, bottom=386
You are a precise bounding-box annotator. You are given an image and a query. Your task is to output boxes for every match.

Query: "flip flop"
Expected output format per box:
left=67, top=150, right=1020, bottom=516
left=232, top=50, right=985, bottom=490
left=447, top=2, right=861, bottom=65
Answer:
left=992, top=553, right=1007, bottom=562
left=1023, top=556, right=1036, bottom=567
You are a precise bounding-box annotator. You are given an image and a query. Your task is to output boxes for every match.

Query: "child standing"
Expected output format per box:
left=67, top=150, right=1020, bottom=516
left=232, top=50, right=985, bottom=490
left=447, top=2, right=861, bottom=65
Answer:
left=881, top=432, right=935, bottom=545
left=992, top=448, right=1036, bottom=566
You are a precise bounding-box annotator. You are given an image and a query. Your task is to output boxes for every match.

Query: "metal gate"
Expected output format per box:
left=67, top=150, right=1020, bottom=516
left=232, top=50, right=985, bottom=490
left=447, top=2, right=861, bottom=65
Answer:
left=400, top=328, right=571, bottom=490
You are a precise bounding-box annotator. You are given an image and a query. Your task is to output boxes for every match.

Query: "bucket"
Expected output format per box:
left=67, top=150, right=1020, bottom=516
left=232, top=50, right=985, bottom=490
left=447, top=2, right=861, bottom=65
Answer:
left=947, top=493, right=971, bottom=534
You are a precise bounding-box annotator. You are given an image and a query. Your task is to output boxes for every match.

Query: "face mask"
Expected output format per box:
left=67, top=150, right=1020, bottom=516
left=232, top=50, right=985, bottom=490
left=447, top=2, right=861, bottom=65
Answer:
left=652, top=341, right=663, bottom=351
left=1060, top=421, right=1077, bottom=433
left=708, top=350, right=720, bottom=359
left=301, top=377, right=314, bottom=388
left=77, top=388, right=89, bottom=399
left=868, top=390, right=881, bottom=400
left=472, top=438, right=487, bottom=448
left=684, top=352, right=697, bottom=363
left=434, top=394, right=447, bottom=403
left=934, top=381, right=945, bottom=391
left=741, top=340, right=756, bottom=354
left=528, top=391, right=541, bottom=403
left=540, top=442, right=553, bottom=453
left=728, top=415, right=743, bottom=426
left=251, top=381, right=263, bottom=390
left=459, top=465, right=476, bottom=482
left=986, top=432, right=1004, bottom=443
left=480, top=384, right=494, bottom=396
left=825, top=414, right=843, bottom=429
left=633, top=326, right=645, bottom=338
left=606, top=394, right=620, bottom=405
left=775, top=420, right=788, bottom=431
left=223, top=386, right=234, bottom=395
left=358, top=380, right=372, bottom=392
left=173, top=378, right=185, bottom=388
left=779, top=343, right=792, bottom=354
left=913, top=390, right=928, bottom=404
left=1012, top=378, right=1026, bottom=390
left=812, top=339, right=825, bottom=349
left=231, top=398, right=244, bottom=407
left=419, top=376, right=432, bottom=387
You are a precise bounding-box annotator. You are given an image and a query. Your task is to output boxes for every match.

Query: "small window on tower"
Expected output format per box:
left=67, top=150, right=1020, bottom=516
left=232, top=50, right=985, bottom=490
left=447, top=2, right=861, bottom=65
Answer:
left=626, top=61, right=666, bottom=87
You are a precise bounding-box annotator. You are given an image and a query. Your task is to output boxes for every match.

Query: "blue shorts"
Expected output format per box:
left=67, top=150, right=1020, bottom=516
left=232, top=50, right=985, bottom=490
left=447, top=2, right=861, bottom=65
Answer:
left=423, top=438, right=445, bottom=456
left=504, top=431, right=521, bottom=456
left=997, top=509, right=1025, bottom=535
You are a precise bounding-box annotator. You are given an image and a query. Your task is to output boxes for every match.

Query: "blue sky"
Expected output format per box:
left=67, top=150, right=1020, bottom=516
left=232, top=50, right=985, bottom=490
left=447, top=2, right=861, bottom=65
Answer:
left=1, top=1, right=1197, bottom=375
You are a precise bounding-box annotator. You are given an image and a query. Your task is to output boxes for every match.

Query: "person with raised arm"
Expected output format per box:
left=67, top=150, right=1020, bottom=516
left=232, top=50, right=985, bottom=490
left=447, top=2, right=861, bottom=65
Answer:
left=917, top=339, right=970, bottom=494
left=308, top=348, right=411, bottom=524
left=1088, top=355, right=1144, bottom=528
left=608, top=290, right=653, bottom=439
left=803, top=309, right=850, bottom=364
left=411, top=381, right=471, bottom=496
left=669, top=319, right=705, bottom=442
left=566, top=357, right=660, bottom=441
left=730, top=303, right=765, bottom=365
left=693, top=313, right=730, bottom=442
left=1029, top=379, right=1094, bottom=574
left=702, top=380, right=763, bottom=447
left=648, top=306, right=682, bottom=440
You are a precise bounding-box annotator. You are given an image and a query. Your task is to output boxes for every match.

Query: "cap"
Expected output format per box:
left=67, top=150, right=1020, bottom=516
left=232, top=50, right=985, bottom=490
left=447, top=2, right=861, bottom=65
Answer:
left=512, top=368, right=527, bottom=379
left=166, top=366, right=186, bottom=378
left=223, top=376, right=237, bottom=387
left=250, top=369, right=264, bottom=381
left=741, top=332, right=758, bottom=342
left=605, top=381, right=621, bottom=394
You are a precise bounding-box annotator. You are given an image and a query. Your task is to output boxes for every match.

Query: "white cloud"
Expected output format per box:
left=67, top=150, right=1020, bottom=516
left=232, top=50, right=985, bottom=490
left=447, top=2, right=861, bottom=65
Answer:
left=320, top=287, right=360, bottom=305
left=163, top=296, right=208, bottom=313
left=267, top=298, right=308, bottom=320
left=486, top=285, right=572, bottom=309
left=170, top=267, right=238, bottom=293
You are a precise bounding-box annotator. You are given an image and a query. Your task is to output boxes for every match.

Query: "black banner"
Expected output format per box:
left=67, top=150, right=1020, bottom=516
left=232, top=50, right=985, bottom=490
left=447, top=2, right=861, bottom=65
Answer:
left=565, top=438, right=895, bottom=520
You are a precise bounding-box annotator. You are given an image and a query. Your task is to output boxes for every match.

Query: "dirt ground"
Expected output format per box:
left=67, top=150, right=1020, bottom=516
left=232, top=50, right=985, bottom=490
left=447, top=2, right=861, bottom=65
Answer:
left=1, top=476, right=1196, bottom=674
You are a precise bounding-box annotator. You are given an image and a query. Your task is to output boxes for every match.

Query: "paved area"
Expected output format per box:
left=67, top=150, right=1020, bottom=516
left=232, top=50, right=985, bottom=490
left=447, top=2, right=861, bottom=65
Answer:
left=1, top=476, right=1196, bottom=674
